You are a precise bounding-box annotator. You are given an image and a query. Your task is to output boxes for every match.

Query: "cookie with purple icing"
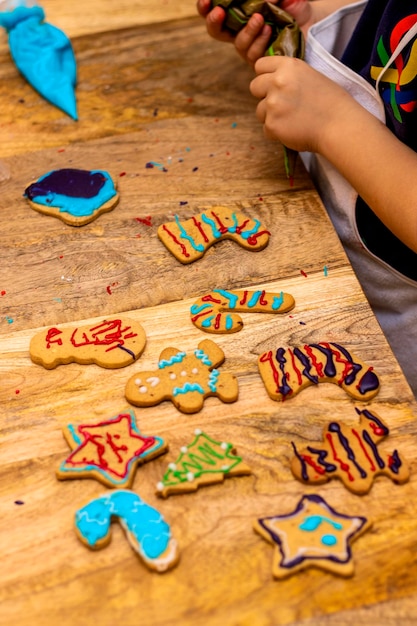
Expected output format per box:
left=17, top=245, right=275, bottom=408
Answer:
left=24, top=168, right=119, bottom=226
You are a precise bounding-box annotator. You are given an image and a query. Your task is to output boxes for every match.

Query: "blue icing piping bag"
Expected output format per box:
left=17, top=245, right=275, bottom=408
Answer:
left=0, top=1, right=77, bottom=119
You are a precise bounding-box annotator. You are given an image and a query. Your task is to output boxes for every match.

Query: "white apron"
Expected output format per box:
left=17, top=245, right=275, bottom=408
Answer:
left=301, top=0, right=417, bottom=398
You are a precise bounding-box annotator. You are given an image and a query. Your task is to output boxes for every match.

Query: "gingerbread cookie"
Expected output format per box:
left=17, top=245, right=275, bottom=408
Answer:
left=30, top=317, right=146, bottom=369
left=158, top=206, right=270, bottom=264
left=75, top=490, right=179, bottom=572
left=24, top=168, right=119, bottom=226
left=254, top=494, right=372, bottom=578
left=191, top=288, right=295, bottom=333
left=291, top=408, right=409, bottom=494
left=156, top=429, right=250, bottom=497
left=57, top=409, right=168, bottom=488
left=125, top=338, right=238, bottom=413
left=258, top=342, right=379, bottom=401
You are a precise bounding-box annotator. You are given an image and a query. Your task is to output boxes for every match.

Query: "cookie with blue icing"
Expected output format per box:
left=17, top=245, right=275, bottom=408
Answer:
left=158, top=206, right=270, bottom=264
left=125, top=338, right=238, bottom=414
left=24, top=168, right=119, bottom=226
left=75, top=490, right=179, bottom=572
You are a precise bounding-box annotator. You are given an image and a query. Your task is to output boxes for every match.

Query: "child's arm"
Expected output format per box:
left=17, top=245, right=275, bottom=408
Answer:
left=197, top=0, right=356, bottom=65
left=250, top=56, right=417, bottom=253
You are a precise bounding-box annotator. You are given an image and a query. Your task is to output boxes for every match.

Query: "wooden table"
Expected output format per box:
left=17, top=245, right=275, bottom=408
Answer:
left=1, top=3, right=416, bottom=625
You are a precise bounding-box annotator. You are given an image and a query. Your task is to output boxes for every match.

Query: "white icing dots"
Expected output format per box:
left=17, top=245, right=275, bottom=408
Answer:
left=134, top=378, right=142, bottom=385
left=191, top=367, right=199, bottom=374
left=180, top=446, right=188, bottom=454
left=180, top=370, right=187, bottom=377
left=194, top=429, right=202, bottom=436
left=220, top=442, right=228, bottom=450
left=221, top=465, right=229, bottom=471
left=186, top=472, right=194, bottom=482
left=138, top=386, right=148, bottom=394
left=156, top=482, right=164, bottom=491
left=169, top=373, right=177, bottom=380
left=168, top=463, right=177, bottom=471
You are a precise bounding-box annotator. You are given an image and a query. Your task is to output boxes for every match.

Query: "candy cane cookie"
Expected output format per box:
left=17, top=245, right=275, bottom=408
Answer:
left=190, top=288, right=295, bottom=333
left=75, top=490, right=179, bottom=572
left=258, top=342, right=380, bottom=401
left=158, top=206, right=270, bottom=264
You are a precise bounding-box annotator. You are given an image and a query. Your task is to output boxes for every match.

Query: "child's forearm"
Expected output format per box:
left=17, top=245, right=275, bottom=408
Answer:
left=319, top=104, right=417, bottom=253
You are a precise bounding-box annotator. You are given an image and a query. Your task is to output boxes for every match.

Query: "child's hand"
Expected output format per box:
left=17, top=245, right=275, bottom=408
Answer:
left=196, top=0, right=235, bottom=43
left=196, top=0, right=276, bottom=66
left=250, top=56, right=358, bottom=153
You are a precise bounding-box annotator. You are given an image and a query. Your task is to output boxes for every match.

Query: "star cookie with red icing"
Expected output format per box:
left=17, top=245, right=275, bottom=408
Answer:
left=57, top=409, right=168, bottom=488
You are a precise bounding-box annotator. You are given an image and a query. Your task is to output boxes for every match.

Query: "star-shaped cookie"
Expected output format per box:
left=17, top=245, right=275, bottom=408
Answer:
left=57, top=409, right=168, bottom=488
left=254, top=494, right=372, bottom=578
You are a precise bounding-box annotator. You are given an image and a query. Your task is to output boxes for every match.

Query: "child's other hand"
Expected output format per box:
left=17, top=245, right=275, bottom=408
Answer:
left=250, top=56, right=358, bottom=153
left=196, top=0, right=276, bottom=66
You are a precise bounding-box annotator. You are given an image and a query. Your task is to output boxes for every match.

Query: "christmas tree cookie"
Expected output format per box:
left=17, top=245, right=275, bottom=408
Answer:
left=156, top=429, right=251, bottom=497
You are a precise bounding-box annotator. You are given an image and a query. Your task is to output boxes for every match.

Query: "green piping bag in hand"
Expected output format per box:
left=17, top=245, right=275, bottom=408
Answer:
left=212, top=0, right=304, bottom=183
left=0, top=2, right=78, bottom=119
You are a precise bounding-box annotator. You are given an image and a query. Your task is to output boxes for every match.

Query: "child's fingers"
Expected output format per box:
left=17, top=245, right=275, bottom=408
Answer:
left=205, top=6, right=235, bottom=42
left=235, top=16, right=272, bottom=65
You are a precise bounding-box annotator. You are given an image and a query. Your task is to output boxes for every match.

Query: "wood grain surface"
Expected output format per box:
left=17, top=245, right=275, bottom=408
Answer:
left=0, top=3, right=416, bottom=626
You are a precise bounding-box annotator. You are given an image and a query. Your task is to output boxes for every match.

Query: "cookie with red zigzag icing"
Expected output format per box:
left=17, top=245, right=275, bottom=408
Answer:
left=30, top=317, right=146, bottom=369
left=258, top=342, right=379, bottom=401
left=191, top=288, right=295, bottom=333
left=158, top=206, right=270, bottom=264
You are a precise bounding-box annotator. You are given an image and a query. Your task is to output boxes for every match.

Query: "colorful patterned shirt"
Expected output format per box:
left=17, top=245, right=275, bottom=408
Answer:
left=341, top=0, right=417, bottom=278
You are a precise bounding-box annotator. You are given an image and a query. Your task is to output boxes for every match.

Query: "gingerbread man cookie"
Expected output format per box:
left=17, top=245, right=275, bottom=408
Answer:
left=158, top=206, right=270, bottom=264
left=190, top=288, right=295, bottom=333
left=254, top=494, right=372, bottom=578
left=125, top=338, right=238, bottom=413
left=57, top=409, right=168, bottom=488
left=258, top=342, right=379, bottom=401
left=24, top=168, right=119, bottom=226
left=156, top=429, right=251, bottom=497
left=75, top=490, right=179, bottom=572
left=30, top=317, right=146, bottom=369
left=291, top=408, right=410, bottom=494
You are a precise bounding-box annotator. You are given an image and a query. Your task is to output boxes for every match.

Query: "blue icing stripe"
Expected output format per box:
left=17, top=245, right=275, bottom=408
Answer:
left=0, top=7, right=78, bottom=119
left=271, top=292, right=284, bottom=310
left=75, top=490, right=170, bottom=559
left=239, top=218, right=261, bottom=240
left=194, top=349, right=212, bottom=366
left=25, top=169, right=117, bottom=217
left=190, top=303, right=212, bottom=315
left=173, top=382, right=205, bottom=396
left=175, top=215, right=204, bottom=252
left=208, top=369, right=219, bottom=392
left=67, top=423, right=82, bottom=445
left=201, top=213, right=221, bottom=237
left=228, top=213, right=239, bottom=232
left=247, top=291, right=262, bottom=308
left=159, top=352, right=186, bottom=369
left=225, top=315, right=233, bottom=330
left=213, top=289, right=238, bottom=308
left=201, top=315, right=215, bottom=328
